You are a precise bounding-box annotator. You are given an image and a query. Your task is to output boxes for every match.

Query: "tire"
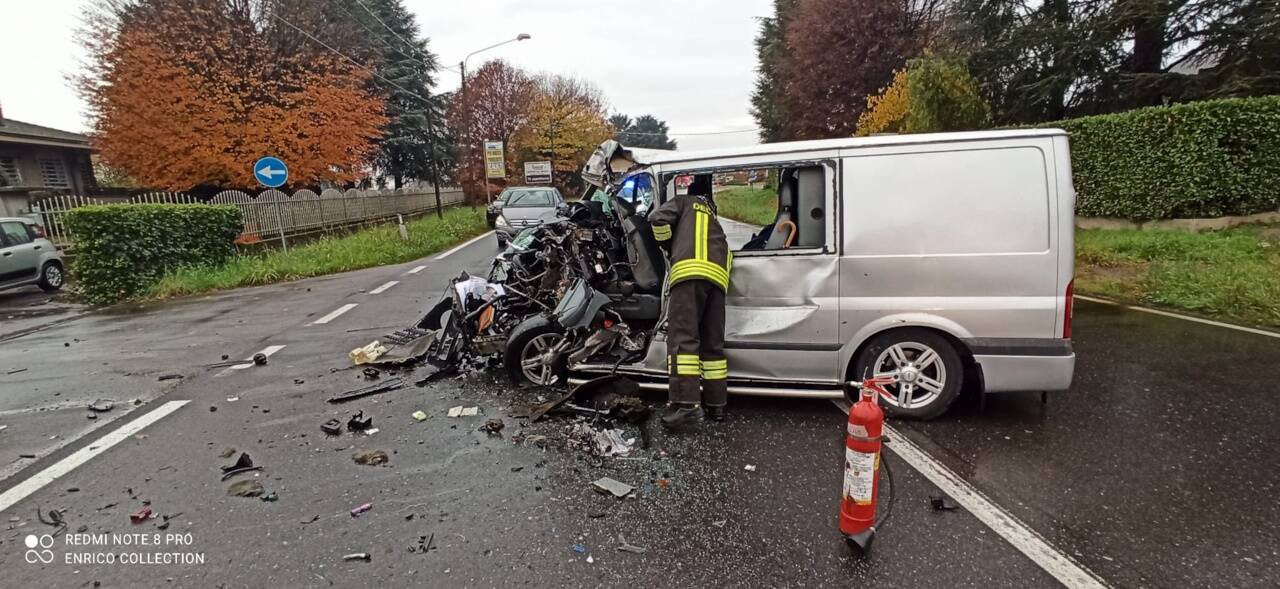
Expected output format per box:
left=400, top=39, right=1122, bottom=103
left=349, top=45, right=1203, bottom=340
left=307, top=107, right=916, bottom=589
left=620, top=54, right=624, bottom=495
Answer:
left=851, top=328, right=963, bottom=420
left=504, top=315, right=567, bottom=386
left=37, top=262, right=65, bottom=292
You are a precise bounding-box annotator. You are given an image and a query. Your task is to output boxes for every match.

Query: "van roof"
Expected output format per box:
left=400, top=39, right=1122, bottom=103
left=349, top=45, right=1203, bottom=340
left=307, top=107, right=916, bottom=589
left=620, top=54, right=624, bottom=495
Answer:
left=644, top=128, right=1066, bottom=165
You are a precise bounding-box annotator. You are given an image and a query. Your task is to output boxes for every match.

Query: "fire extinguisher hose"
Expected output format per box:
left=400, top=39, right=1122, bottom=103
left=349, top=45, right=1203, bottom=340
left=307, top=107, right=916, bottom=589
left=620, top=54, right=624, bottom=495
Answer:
left=875, top=447, right=897, bottom=529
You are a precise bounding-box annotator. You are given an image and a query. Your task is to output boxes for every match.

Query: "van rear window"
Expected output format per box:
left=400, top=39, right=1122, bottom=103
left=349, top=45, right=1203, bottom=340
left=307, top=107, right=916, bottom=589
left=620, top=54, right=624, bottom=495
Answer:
left=844, top=147, right=1050, bottom=256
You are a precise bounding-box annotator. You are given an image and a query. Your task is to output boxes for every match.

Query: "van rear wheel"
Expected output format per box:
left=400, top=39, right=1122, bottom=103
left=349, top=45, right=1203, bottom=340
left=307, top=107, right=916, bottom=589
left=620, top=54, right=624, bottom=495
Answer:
left=852, top=328, right=962, bottom=420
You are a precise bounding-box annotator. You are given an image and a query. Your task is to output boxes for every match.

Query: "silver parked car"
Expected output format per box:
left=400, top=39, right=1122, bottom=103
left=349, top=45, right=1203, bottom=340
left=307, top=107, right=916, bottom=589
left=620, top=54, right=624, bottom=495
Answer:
left=493, top=187, right=563, bottom=247
left=0, top=217, right=65, bottom=293
left=567, top=130, right=1076, bottom=419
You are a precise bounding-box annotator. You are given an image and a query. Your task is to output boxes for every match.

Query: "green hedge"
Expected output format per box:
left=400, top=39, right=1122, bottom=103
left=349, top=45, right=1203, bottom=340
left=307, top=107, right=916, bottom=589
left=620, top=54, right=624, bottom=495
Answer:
left=1048, top=96, right=1280, bottom=220
left=64, top=204, right=242, bottom=304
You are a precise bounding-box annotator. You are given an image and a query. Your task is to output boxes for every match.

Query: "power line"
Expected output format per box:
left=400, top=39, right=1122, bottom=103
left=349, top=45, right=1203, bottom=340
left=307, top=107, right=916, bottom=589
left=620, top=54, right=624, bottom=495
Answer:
left=269, top=12, right=436, bottom=107
left=333, top=1, right=445, bottom=77
left=352, top=0, right=453, bottom=74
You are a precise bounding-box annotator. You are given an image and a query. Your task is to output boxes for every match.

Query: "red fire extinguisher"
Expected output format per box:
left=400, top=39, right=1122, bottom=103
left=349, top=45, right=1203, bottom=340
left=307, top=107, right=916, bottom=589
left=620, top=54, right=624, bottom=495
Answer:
left=840, top=376, right=894, bottom=553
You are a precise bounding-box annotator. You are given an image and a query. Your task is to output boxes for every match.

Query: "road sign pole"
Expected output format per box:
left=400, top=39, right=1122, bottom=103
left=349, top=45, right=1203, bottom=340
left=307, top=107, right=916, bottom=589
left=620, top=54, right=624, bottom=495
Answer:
left=273, top=192, right=288, bottom=253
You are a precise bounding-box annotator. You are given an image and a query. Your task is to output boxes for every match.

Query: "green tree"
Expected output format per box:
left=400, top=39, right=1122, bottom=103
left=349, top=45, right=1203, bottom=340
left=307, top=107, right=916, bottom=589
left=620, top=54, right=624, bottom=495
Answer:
left=750, top=0, right=796, bottom=142
left=350, top=0, right=452, bottom=189
left=611, top=114, right=678, bottom=150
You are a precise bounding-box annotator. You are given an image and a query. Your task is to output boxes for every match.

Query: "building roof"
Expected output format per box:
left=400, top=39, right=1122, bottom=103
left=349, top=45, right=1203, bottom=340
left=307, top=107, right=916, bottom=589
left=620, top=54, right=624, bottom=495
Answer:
left=643, top=128, right=1066, bottom=166
left=0, top=117, right=92, bottom=150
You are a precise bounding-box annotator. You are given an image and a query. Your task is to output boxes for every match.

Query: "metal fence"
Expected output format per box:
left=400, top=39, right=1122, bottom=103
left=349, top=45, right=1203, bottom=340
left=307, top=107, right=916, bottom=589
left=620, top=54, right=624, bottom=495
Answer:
left=28, top=187, right=465, bottom=248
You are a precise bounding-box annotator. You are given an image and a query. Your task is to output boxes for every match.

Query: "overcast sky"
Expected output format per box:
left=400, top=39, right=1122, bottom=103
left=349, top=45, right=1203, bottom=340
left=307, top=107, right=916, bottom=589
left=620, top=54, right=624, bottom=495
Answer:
left=0, top=0, right=771, bottom=151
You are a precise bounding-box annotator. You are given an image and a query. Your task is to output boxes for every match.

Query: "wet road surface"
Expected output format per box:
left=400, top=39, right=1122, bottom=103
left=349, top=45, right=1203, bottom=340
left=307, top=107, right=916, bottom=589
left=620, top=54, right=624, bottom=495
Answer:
left=0, top=232, right=1277, bottom=587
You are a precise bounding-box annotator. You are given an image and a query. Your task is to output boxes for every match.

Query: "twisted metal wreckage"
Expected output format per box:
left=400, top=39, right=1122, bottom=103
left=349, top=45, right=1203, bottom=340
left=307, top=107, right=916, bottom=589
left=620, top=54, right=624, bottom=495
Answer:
left=369, top=141, right=672, bottom=391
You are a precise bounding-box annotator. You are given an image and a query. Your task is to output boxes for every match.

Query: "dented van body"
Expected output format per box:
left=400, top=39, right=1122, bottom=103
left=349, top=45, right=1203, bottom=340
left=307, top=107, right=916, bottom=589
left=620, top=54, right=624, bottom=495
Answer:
left=569, top=129, right=1076, bottom=419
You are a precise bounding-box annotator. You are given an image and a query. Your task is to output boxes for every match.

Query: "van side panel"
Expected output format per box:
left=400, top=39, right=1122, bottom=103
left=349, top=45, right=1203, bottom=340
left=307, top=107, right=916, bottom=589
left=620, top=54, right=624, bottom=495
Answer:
left=836, top=138, right=1060, bottom=376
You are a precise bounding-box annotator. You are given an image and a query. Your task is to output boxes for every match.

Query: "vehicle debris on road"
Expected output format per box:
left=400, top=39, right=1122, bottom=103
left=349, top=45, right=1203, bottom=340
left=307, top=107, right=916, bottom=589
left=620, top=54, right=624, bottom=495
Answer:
left=348, top=341, right=388, bottom=365
left=343, top=552, right=372, bottom=562
left=412, top=410, right=428, bottom=421
left=447, top=406, right=480, bottom=417
left=350, top=503, right=373, bottom=517
left=352, top=449, right=388, bottom=466
left=569, top=424, right=635, bottom=457
left=592, top=477, right=634, bottom=499
left=346, top=411, right=373, bottom=432
left=129, top=506, right=154, bottom=522
left=321, top=419, right=343, bottom=436
left=157, top=373, right=183, bottom=381
left=88, top=399, right=115, bottom=413
left=479, top=418, right=504, bottom=436
left=616, top=534, right=646, bottom=554
left=327, top=378, right=404, bottom=403
left=220, top=453, right=262, bottom=480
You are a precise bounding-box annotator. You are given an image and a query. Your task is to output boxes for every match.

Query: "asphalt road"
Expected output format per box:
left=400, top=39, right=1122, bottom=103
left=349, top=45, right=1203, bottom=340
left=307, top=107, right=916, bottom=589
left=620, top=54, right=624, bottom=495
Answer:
left=0, top=232, right=1277, bottom=588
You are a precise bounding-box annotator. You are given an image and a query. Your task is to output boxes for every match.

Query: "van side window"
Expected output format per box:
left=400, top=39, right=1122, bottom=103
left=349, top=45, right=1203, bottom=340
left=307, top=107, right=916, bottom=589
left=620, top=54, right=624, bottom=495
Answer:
left=660, top=165, right=828, bottom=252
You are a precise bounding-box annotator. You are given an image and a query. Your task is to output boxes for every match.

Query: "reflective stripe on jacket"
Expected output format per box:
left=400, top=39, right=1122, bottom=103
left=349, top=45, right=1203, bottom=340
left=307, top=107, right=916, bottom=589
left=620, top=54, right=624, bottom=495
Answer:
left=649, top=194, right=731, bottom=291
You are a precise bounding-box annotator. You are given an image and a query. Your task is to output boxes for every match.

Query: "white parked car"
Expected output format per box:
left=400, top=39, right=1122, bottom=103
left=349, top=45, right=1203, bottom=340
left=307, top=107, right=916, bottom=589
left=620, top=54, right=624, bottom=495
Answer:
left=0, top=217, right=65, bottom=293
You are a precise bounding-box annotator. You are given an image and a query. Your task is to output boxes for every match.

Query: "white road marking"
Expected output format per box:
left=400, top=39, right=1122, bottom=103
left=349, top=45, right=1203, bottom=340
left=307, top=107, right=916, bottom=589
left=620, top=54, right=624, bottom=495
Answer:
left=433, top=230, right=495, bottom=260
left=369, top=280, right=399, bottom=295
left=0, top=401, right=189, bottom=514
left=833, top=400, right=1111, bottom=589
left=1074, top=294, right=1280, bottom=339
left=406, top=265, right=426, bottom=275
left=312, top=303, right=358, bottom=325
left=230, top=344, right=287, bottom=370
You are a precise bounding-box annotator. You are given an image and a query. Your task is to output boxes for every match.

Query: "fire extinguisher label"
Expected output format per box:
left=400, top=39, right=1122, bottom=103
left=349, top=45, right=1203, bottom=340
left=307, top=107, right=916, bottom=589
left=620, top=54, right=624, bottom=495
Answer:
left=847, top=423, right=868, bottom=438
left=844, top=449, right=877, bottom=505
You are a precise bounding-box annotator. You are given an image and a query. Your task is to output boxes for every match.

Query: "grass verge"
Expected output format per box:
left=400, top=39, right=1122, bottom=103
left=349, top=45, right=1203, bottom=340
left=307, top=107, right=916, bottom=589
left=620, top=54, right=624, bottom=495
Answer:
left=714, top=185, right=778, bottom=227
left=147, top=207, right=489, bottom=299
left=1076, top=226, right=1280, bottom=328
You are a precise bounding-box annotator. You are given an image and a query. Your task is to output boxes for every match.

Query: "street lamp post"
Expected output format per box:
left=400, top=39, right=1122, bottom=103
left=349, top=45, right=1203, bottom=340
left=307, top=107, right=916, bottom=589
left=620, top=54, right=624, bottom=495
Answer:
left=459, top=34, right=530, bottom=204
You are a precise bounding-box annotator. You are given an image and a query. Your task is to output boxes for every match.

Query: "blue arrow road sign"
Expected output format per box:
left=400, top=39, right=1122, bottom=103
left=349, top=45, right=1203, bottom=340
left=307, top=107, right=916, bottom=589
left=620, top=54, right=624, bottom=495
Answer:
left=253, top=156, right=288, bottom=188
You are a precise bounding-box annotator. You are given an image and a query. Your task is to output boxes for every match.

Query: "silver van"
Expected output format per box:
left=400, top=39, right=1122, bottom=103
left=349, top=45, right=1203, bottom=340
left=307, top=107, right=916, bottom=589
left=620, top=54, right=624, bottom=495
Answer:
left=570, top=129, right=1075, bottom=419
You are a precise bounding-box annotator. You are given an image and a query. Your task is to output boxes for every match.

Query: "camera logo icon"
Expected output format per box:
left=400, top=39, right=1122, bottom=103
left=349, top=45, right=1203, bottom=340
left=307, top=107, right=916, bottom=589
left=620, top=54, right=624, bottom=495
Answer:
left=24, top=534, right=55, bottom=564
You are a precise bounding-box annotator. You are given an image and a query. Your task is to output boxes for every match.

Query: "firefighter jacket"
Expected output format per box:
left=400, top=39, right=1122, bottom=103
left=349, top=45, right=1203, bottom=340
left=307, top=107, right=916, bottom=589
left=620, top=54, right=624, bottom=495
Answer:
left=649, top=194, right=732, bottom=291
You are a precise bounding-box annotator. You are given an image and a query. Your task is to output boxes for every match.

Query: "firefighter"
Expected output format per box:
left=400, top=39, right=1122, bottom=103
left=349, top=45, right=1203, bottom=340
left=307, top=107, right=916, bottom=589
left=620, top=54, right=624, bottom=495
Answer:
left=649, top=174, right=731, bottom=427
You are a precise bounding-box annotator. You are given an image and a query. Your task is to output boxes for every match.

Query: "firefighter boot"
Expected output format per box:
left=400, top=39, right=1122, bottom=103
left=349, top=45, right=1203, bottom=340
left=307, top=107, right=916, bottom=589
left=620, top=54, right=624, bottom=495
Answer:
left=660, top=403, right=703, bottom=428
left=703, top=405, right=725, bottom=422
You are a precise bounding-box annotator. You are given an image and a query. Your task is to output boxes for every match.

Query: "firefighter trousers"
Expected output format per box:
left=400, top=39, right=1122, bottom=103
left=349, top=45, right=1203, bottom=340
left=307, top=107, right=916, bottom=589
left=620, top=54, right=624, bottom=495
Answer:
left=666, top=279, right=727, bottom=407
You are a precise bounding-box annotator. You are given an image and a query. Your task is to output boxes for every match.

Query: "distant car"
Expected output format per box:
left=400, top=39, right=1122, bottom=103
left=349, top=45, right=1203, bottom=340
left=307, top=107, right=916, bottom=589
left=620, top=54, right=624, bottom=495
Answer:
left=487, top=186, right=563, bottom=228
left=0, top=217, right=65, bottom=293
left=494, top=187, right=564, bottom=247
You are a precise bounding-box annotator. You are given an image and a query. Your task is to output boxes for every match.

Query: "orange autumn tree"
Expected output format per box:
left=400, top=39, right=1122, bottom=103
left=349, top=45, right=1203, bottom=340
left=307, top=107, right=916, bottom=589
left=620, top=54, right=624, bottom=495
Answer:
left=80, top=0, right=386, bottom=190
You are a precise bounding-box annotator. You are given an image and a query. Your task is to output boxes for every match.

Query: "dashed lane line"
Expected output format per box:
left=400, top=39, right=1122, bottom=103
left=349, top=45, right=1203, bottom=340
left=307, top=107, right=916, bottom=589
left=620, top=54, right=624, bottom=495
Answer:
left=369, top=280, right=399, bottom=295
left=406, top=265, right=426, bottom=275
left=312, top=303, right=358, bottom=325
left=1074, top=294, right=1280, bottom=339
left=0, top=401, right=190, bottom=514
left=433, top=231, right=495, bottom=260
left=833, top=400, right=1111, bottom=589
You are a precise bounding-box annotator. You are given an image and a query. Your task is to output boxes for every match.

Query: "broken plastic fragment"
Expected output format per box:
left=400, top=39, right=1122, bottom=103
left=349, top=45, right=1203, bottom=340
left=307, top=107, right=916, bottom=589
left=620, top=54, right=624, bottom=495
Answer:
left=447, top=406, right=480, bottom=417
left=348, top=341, right=388, bottom=365
left=744, top=464, right=757, bottom=472
left=350, top=503, right=373, bottom=517
left=129, top=506, right=153, bottom=523
left=412, top=411, right=428, bottom=421
left=592, top=477, right=634, bottom=499
left=343, top=552, right=371, bottom=562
